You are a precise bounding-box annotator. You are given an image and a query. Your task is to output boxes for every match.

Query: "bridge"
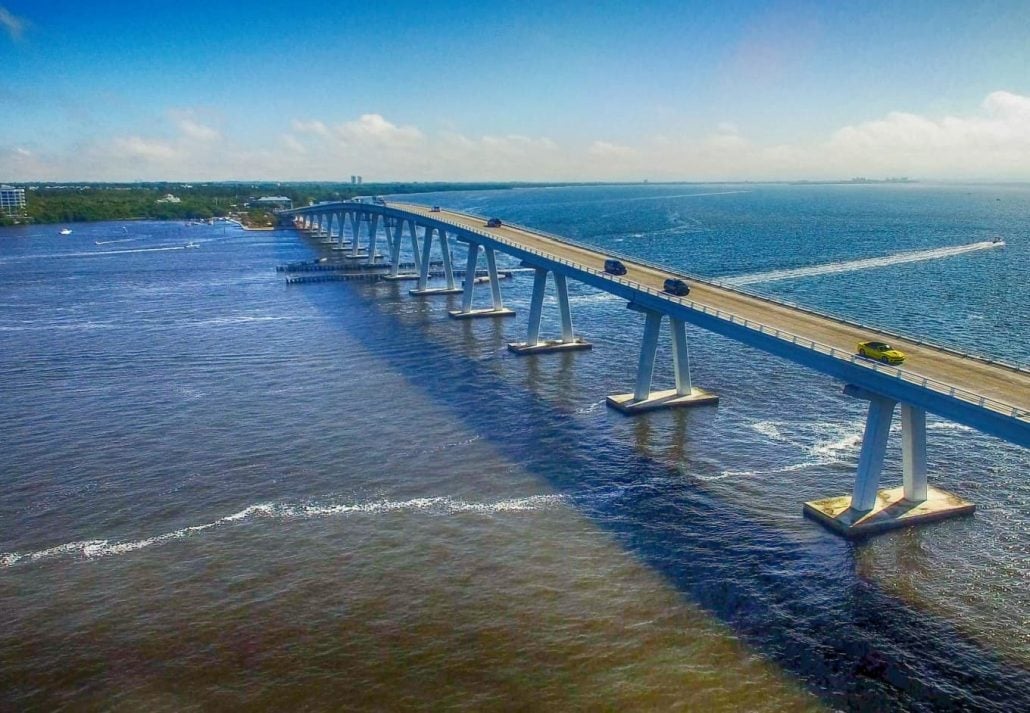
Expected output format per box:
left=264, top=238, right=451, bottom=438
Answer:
left=281, top=200, right=1029, bottom=537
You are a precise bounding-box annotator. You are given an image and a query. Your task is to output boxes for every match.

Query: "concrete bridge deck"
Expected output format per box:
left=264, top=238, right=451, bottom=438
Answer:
left=286, top=199, right=1026, bottom=536
left=392, top=202, right=1029, bottom=443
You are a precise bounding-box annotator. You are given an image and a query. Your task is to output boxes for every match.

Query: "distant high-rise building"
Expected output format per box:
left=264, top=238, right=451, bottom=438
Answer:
left=351, top=175, right=357, bottom=184
left=356, top=176, right=362, bottom=185
left=0, top=185, right=26, bottom=216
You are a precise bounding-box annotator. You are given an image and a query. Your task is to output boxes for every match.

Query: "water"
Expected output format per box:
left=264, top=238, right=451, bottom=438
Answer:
left=1, top=184, right=1027, bottom=711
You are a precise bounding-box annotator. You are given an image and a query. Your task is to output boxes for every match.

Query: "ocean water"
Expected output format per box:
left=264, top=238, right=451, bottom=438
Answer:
left=1, top=184, right=1027, bottom=711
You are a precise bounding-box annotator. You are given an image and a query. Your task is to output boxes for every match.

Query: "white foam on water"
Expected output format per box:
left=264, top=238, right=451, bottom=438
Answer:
left=545, top=292, right=620, bottom=307
left=752, top=420, right=785, bottom=441
left=706, top=419, right=864, bottom=482
left=928, top=421, right=975, bottom=433
left=1, top=245, right=195, bottom=262
left=621, top=190, right=751, bottom=203
left=724, top=240, right=1004, bottom=286
left=0, top=494, right=565, bottom=569
left=94, top=238, right=138, bottom=245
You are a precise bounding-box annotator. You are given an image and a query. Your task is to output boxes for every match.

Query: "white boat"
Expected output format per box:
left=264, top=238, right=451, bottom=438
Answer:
left=59, top=228, right=72, bottom=235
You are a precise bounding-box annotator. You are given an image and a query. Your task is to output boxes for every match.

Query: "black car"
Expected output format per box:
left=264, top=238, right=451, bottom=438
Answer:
left=486, top=218, right=502, bottom=228
left=603, top=259, right=627, bottom=276
left=663, top=278, right=690, bottom=296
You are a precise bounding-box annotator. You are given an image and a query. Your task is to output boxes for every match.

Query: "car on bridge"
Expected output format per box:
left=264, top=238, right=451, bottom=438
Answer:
left=663, top=278, right=690, bottom=296
left=486, top=218, right=502, bottom=228
left=858, top=341, right=906, bottom=364
left=604, top=259, right=627, bottom=276
left=430, top=206, right=441, bottom=212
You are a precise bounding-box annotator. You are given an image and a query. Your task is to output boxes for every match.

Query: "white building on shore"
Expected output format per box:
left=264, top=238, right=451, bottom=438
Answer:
left=0, top=185, right=26, bottom=216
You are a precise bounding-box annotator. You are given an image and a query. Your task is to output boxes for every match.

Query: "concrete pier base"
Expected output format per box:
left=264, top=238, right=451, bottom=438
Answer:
left=448, top=307, right=516, bottom=320
left=409, top=286, right=464, bottom=296
left=606, top=387, right=718, bottom=414
left=507, top=339, right=592, bottom=355
left=803, top=485, right=974, bottom=538
left=382, top=273, right=421, bottom=281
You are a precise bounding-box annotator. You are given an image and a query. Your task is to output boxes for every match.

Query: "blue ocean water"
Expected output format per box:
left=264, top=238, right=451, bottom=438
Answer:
left=1, top=184, right=1027, bottom=711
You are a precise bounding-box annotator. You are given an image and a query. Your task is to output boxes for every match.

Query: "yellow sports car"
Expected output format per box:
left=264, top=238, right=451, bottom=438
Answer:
left=857, top=340, right=906, bottom=364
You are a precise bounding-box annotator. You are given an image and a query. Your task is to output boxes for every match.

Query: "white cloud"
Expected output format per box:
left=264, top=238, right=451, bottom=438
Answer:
left=336, top=113, right=423, bottom=146
left=110, top=136, right=177, bottom=161
left=823, top=90, right=1030, bottom=179
left=588, top=141, right=637, bottom=158
left=0, top=5, right=25, bottom=40
left=176, top=118, right=220, bottom=142
left=281, top=133, right=307, bottom=155
left=4, top=91, right=1030, bottom=181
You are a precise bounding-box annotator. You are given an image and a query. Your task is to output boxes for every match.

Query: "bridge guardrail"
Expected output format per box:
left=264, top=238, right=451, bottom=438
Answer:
left=297, top=203, right=1028, bottom=422
left=427, top=211, right=1028, bottom=423
left=476, top=213, right=1028, bottom=377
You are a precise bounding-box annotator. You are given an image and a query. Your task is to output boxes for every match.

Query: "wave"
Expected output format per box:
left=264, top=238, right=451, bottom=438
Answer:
left=621, top=190, right=751, bottom=203
left=94, top=238, right=138, bottom=245
left=0, top=494, right=565, bottom=569
left=724, top=240, right=1004, bottom=286
left=697, top=419, right=864, bottom=482
left=0, top=245, right=194, bottom=262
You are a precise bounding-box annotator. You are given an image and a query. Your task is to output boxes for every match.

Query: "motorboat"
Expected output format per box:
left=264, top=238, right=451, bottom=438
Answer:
left=59, top=228, right=72, bottom=235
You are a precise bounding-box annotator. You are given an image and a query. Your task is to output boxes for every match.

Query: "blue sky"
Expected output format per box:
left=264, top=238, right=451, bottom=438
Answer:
left=2, top=0, right=1029, bottom=181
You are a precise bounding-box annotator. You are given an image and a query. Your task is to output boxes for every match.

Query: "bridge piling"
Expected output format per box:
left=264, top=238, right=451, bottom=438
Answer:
left=607, top=306, right=717, bottom=413
left=384, top=219, right=422, bottom=280
left=507, top=267, right=591, bottom=354
left=804, top=386, right=974, bottom=537
left=410, top=226, right=461, bottom=295
left=449, top=242, right=515, bottom=319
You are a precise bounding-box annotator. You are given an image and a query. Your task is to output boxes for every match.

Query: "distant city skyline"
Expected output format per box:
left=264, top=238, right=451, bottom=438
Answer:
left=2, top=0, right=1029, bottom=182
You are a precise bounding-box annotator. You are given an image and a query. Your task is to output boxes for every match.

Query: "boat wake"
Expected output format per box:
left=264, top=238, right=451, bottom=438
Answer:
left=724, top=240, right=1004, bottom=286
left=622, top=190, right=751, bottom=203
left=1, top=245, right=196, bottom=262
left=0, top=493, right=566, bottom=569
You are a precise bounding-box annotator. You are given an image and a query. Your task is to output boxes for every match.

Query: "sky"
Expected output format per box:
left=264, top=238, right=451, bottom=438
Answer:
left=1, top=0, right=1029, bottom=182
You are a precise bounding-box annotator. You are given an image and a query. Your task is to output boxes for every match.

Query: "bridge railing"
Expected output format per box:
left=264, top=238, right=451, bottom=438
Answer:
left=424, top=210, right=1028, bottom=423
left=464, top=212, right=1028, bottom=377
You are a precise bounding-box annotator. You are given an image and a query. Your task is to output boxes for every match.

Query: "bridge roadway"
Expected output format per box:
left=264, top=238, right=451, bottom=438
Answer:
left=389, top=201, right=1029, bottom=445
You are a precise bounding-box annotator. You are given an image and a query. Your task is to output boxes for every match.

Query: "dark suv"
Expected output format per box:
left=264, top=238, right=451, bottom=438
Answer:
left=486, top=218, right=502, bottom=228
left=604, top=259, right=627, bottom=276
left=663, top=278, right=690, bottom=296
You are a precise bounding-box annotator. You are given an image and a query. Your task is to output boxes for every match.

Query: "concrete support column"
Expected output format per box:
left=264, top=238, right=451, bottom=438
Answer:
left=901, top=404, right=928, bottom=502
left=367, top=213, right=380, bottom=262
left=606, top=305, right=715, bottom=413
left=417, top=226, right=434, bottom=291
left=439, top=229, right=455, bottom=289
left=461, top=242, right=481, bottom=312
left=388, top=220, right=402, bottom=276
left=485, top=247, right=503, bottom=309
left=852, top=395, right=898, bottom=512
left=508, top=266, right=589, bottom=354
left=350, top=213, right=363, bottom=257
left=670, top=318, right=693, bottom=396
left=633, top=310, right=663, bottom=401
left=526, top=268, right=548, bottom=346
left=554, top=273, right=574, bottom=342
left=410, top=221, right=422, bottom=272
left=447, top=240, right=514, bottom=319
left=804, top=389, right=973, bottom=537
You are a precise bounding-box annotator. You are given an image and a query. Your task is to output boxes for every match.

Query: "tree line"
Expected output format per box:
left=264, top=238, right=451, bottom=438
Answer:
left=1, top=182, right=576, bottom=226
